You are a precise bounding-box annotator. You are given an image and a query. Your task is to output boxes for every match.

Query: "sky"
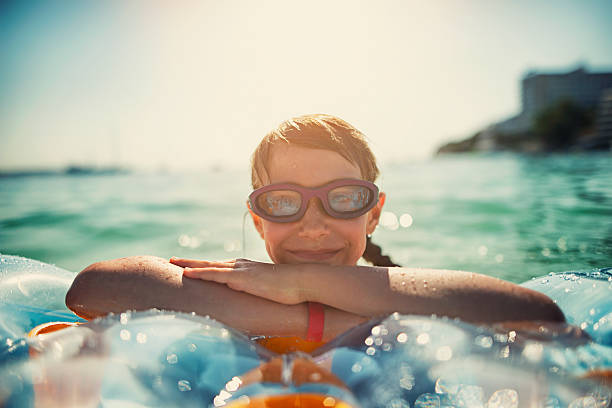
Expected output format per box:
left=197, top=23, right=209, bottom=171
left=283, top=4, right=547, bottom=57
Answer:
left=1, top=0, right=611, bottom=171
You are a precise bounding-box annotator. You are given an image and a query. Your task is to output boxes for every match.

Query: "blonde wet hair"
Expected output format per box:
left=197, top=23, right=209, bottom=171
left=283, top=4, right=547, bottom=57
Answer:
left=250, top=114, right=379, bottom=189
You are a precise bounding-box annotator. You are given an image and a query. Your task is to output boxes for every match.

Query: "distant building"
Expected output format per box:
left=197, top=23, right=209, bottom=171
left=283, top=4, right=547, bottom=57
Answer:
left=439, top=66, right=612, bottom=154
left=494, top=66, right=612, bottom=134
left=594, top=88, right=612, bottom=149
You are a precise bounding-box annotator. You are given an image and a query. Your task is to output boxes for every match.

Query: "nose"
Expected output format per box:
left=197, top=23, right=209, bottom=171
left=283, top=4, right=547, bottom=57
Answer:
left=298, top=198, right=330, bottom=238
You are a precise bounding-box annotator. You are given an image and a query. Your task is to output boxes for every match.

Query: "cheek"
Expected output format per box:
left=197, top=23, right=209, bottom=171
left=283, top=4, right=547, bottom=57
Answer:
left=335, top=217, right=368, bottom=261
left=261, top=222, right=292, bottom=261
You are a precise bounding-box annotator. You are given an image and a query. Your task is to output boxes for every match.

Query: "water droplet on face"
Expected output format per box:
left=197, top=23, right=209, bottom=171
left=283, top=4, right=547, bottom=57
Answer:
left=188, top=343, right=197, bottom=352
left=396, top=332, right=408, bottom=343
left=540, top=278, right=550, bottom=284
left=366, top=346, right=376, bottom=356
left=136, top=332, right=147, bottom=344
left=541, top=248, right=551, bottom=257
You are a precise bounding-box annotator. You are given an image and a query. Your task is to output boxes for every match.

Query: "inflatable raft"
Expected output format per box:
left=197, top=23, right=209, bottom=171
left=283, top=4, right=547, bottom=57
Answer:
left=0, top=254, right=611, bottom=407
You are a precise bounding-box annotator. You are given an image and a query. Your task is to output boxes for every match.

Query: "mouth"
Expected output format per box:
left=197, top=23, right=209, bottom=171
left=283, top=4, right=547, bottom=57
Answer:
left=287, top=248, right=342, bottom=261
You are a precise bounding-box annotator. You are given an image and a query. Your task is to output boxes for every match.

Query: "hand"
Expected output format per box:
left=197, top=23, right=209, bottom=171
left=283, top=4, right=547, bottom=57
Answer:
left=169, top=257, right=304, bottom=305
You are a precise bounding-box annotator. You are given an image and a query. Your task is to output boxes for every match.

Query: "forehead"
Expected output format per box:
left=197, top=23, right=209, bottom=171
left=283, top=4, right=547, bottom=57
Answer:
left=265, top=145, right=362, bottom=187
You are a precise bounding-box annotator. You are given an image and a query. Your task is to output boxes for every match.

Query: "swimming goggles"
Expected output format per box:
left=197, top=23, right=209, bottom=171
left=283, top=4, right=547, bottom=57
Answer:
left=248, top=179, right=379, bottom=223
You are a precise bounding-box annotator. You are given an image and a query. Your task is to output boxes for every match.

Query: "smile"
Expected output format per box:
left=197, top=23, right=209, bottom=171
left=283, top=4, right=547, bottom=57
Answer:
left=287, top=248, right=342, bottom=261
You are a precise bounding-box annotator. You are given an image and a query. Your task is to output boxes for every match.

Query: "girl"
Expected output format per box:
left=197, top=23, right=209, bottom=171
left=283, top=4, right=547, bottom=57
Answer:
left=66, top=114, right=564, bottom=345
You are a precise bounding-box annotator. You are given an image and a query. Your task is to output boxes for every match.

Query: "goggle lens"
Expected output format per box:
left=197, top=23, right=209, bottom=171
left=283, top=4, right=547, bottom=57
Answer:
left=256, top=190, right=302, bottom=217
left=328, top=186, right=372, bottom=214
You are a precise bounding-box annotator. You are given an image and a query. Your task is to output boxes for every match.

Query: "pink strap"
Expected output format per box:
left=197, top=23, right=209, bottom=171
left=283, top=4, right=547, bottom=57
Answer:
left=306, top=302, right=325, bottom=342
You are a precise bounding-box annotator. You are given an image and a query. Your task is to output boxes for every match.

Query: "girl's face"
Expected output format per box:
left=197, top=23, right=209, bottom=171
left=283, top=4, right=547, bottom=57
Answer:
left=250, top=144, right=385, bottom=266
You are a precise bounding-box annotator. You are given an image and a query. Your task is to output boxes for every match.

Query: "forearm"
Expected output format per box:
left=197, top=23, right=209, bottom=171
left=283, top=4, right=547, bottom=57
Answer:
left=297, top=265, right=565, bottom=323
left=65, top=256, right=364, bottom=338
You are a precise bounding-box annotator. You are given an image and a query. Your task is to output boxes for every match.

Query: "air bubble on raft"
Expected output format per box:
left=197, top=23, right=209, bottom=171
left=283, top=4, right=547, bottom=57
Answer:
left=499, top=345, right=511, bottom=359
left=474, top=335, right=493, bottom=348
left=435, top=346, right=452, bottom=361
left=414, top=393, right=441, bottom=408
left=166, top=353, right=178, bottom=364
left=397, top=362, right=415, bottom=390
left=543, top=396, right=562, bottom=408
left=119, top=329, right=131, bottom=341
left=568, top=396, right=597, bottom=408
left=385, top=398, right=410, bottom=408
left=522, top=342, right=544, bottom=363
left=416, top=333, right=430, bottom=345
left=177, top=379, right=191, bottom=392
left=456, top=385, right=484, bottom=408
left=225, top=377, right=241, bottom=392
left=487, top=389, right=518, bottom=408
left=434, top=377, right=459, bottom=395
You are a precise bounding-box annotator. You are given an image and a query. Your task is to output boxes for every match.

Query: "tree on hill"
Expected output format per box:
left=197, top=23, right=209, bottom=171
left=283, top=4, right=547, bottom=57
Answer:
left=533, top=99, right=594, bottom=151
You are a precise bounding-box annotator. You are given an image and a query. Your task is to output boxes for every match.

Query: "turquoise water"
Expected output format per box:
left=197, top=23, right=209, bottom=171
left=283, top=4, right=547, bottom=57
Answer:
left=1, top=153, right=611, bottom=282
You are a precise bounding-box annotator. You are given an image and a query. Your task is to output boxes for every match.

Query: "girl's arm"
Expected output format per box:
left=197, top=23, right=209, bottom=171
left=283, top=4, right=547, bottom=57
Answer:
left=176, top=259, right=565, bottom=323
left=65, top=256, right=367, bottom=341
left=296, top=264, right=565, bottom=323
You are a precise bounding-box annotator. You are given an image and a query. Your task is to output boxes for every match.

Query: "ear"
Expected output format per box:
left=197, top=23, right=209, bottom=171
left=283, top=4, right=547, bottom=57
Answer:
left=247, top=200, right=265, bottom=239
left=366, top=192, right=386, bottom=235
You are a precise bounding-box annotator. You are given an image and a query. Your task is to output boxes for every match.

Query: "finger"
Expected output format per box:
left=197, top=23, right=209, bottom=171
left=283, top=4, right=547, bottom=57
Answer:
left=183, top=267, right=235, bottom=282
left=170, top=258, right=234, bottom=268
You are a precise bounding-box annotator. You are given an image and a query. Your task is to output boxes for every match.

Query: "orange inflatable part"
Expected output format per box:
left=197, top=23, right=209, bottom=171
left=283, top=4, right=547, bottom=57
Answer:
left=225, top=394, right=353, bottom=407
left=27, top=321, right=82, bottom=338
left=256, top=336, right=325, bottom=354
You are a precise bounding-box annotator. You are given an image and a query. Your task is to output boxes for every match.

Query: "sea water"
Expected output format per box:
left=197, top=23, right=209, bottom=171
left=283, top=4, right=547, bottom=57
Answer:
left=1, top=153, right=611, bottom=280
